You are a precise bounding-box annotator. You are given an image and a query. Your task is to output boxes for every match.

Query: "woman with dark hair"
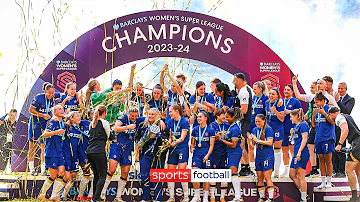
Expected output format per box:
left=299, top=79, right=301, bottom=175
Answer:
left=209, top=108, right=230, bottom=202
left=190, top=111, right=215, bottom=202
left=247, top=81, right=269, bottom=174
left=103, top=64, right=135, bottom=123
left=60, top=82, right=83, bottom=112
left=265, top=88, right=285, bottom=178
left=86, top=105, right=113, bottom=202
left=289, top=109, right=310, bottom=202
left=281, top=84, right=301, bottom=177
left=248, top=114, right=275, bottom=202
left=189, top=81, right=215, bottom=127
left=160, top=64, right=191, bottom=122
left=101, top=107, right=145, bottom=201
left=216, top=107, right=244, bottom=202
left=135, top=108, right=169, bottom=202
left=312, top=92, right=335, bottom=189
left=28, top=82, right=61, bottom=176
left=37, top=105, right=67, bottom=201
left=215, top=82, right=234, bottom=111
left=166, top=104, right=190, bottom=202
left=146, top=84, right=168, bottom=120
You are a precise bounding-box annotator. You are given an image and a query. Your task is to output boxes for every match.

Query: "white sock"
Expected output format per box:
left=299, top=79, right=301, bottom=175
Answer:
left=181, top=182, right=189, bottom=198
left=232, top=176, right=241, bottom=198
left=194, top=189, right=200, bottom=198
left=301, top=192, right=307, bottom=201
left=41, top=162, right=46, bottom=173
left=249, top=162, right=255, bottom=171
left=327, top=176, right=332, bottom=184
left=268, top=187, right=274, bottom=199
left=101, top=177, right=112, bottom=198
left=57, top=178, right=67, bottom=198
left=168, top=182, right=175, bottom=198
left=220, top=182, right=227, bottom=199
left=50, top=179, right=60, bottom=199
left=321, top=176, right=326, bottom=184
left=274, top=150, right=281, bottom=174
left=203, top=190, right=209, bottom=199
left=62, top=181, right=73, bottom=198
left=116, top=178, right=127, bottom=198
left=299, top=188, right=301, bottom=193
left=258, top=187, right=265, bottom=198
left=78, top=176, right=90, bottom=197
left=88, top=178, right=94, bottom=197
left=209, top=183, right=216, bottom=199
left=284, top=165, right=290, bottom=174
left=28, top=161, right=34, bottom=173
left=39, top=177, right=54, bottom=196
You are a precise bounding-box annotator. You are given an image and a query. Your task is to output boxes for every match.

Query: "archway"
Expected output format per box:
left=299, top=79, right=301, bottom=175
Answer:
left=13, top=10, right=305, bottom=172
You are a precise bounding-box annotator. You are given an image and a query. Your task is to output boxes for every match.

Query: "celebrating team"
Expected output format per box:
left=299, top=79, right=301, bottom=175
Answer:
left=27, top=63, right=357, bottom=202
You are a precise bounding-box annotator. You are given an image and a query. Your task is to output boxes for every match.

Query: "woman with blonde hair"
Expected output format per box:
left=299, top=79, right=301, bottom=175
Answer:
left=135, top=108, right=169, bottom=202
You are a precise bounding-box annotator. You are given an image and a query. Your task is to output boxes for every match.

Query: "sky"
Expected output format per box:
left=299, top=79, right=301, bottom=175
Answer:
left=1, top=0, right=360, bottom=119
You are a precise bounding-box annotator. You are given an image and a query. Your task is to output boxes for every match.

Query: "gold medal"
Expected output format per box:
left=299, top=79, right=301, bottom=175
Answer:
left=198, top=143, right=202, bottom=147
left=252, top=111, right=255, bottom=114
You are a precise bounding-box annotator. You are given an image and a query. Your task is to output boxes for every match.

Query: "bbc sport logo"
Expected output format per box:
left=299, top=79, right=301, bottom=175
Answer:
left=150, top=169, right=231, bottom=182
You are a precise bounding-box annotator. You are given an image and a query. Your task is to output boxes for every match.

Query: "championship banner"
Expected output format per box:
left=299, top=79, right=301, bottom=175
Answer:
left=12, top=9, right=307, bottom=201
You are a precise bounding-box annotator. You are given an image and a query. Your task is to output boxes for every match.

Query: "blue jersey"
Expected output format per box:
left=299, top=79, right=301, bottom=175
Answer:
left=315, top=104, right=335, bottom=143
left=210, top=121, right=230, bottom=155
left=251, top=94, right=268, bottom=123
left=166, top=90, right=181, bottom=122
left=252, top=126, right=274, bottom=161
left=44, top=119, right=64, bottom=158
left=147, top=98, right=168, bottom=115
left=214, top=96, right=234, bottom=109
left=223, top=122, right=242, bottom=153
left=167, top=117, right=189, bottom=150
left=60, top=94, right=80, bottom=111
left=190, top=93, right=215, bottom=127
left=115, top=114, right=145, bottom=147
left=293, top=121, right=310, bottom=157
left=30, top=93, right=61, bottom=127
left=283, top=97, right=302, bottom=133
left=63, top=125, right=82, bottom=158
left=79, top=120, right=90, bottom=150
left=265, top=100, right=284, bottom=129
left=192, top=125, right=215, bottom=155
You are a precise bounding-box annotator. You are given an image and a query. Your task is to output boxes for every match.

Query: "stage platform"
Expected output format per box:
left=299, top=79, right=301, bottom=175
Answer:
left=0, top=173, right=353, bottom=201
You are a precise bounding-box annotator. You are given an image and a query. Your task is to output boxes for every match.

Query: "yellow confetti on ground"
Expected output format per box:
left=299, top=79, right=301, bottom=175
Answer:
left=0, top=51, right=3, bottom=58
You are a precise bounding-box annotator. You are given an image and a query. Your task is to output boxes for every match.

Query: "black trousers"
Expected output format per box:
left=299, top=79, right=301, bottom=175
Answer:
left=333, top=126, right=346, bottom=174
left=87, top=153, right=107, bottom=200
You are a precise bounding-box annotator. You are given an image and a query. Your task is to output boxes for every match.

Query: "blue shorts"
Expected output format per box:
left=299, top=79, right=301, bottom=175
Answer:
left=211, top=152, right=227, bottom=169
left=168, top=146, right=189, bottom=165
left=192, top=154, right=212, bottom=169
left=78, top=147, right=88, bottom=165
left=272, top=126, right=284, bottom=142
left=28, top=123, right=45, bottom=144
left=255, top=158, right=274, bottom=172
left=290, top=156, right=309, bottom=170
left=282, top=133, right=291, bottom=146
left=227, top=152, right=242, bottom=169
left=315, top=140, right=335, bottom=155
left=45, top=156, right=65, bottom=169
left=64, top=155, right=79, bottom=172
left=109, top=143, right=132, bottom=166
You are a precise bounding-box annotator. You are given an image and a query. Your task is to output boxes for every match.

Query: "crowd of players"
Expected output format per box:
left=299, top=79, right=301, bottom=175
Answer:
left=23, top=63, right=360, bottom=202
